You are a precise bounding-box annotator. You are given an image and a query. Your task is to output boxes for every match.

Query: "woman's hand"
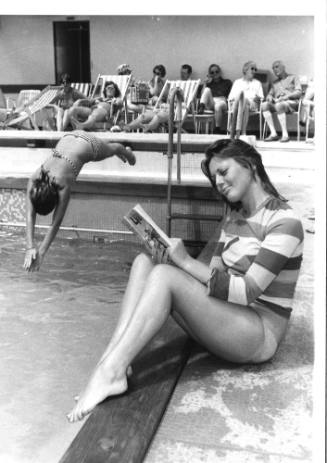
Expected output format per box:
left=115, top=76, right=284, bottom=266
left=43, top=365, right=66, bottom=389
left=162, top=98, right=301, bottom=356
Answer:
left=23, top=247, right=40, bottom=272
left=167, top=238, right=191, bottom=270
left=151, top=241, right=170, bottom=265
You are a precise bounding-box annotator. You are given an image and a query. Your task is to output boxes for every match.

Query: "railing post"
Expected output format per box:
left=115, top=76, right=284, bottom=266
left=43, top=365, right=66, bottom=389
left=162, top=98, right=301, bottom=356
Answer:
left=166, top=87, right=183, bottom=237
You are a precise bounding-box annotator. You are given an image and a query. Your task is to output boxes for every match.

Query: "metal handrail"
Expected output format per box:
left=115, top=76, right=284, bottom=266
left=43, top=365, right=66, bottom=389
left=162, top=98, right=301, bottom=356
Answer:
left=166, top=86, right=184, bottom=237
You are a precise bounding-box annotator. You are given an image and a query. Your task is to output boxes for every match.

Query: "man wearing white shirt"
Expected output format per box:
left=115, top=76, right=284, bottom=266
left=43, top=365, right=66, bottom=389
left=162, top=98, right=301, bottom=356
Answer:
left=228, top=61, right=264, bottom=137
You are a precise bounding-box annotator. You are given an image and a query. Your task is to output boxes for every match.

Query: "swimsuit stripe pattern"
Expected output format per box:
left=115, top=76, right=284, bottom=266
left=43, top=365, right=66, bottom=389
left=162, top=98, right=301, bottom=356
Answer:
left=63, top=130, right=104, bottom=161
left=207, top=197, right=304, bottom=315
left=52, top=149, right=80, bottom=178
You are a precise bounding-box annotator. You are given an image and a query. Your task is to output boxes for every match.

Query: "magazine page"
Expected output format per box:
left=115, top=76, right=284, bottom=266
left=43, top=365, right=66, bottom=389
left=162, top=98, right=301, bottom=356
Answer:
left=123, top=204, right=172, bottom=252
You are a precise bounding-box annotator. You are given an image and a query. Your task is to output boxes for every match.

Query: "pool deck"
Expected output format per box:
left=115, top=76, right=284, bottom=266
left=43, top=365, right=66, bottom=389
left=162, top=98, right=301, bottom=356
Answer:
left=0, top=130, right=323, bottom=463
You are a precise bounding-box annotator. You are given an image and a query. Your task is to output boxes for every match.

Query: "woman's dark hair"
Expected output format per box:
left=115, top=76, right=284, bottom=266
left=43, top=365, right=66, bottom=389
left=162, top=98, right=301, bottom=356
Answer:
left=201, top=138, right=286, bottom=208
left=60, top=73, right=72, bottom=85
left=181, top=64, right=192, bottom=75
left=208, top=63, right=221, bottom=74
left=153, top=64, right=166, bottom=78
left=103, top=81, right=121, bottom=98
left=29, top=167, right=61, bottom=215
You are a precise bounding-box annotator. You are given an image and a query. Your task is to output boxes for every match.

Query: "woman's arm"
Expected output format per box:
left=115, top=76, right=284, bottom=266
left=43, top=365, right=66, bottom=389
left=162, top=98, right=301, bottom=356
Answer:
left=38, top=187, right=71, bottom=262
left=25, top=187, right=71, bottom=271
left=23, top=179, right=38, bottom=270
left=167, top=238, right=212, bottom=283
left=207, top=215, right=304, bottom=305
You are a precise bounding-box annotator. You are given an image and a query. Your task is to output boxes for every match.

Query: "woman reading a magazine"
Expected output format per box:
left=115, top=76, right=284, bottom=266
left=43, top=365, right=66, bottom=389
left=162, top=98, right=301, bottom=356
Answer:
left=67, top=138, right=304, bottom=423
left=24, top=131, right=135, bottom=272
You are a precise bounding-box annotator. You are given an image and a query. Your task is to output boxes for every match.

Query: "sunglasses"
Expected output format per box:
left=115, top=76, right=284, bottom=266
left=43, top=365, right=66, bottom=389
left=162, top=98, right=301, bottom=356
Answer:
left=154, top=71, right=162, bottom=76
left=250, top=67, right=257, bottom=72
left=210, top=70, right=220, bottom=75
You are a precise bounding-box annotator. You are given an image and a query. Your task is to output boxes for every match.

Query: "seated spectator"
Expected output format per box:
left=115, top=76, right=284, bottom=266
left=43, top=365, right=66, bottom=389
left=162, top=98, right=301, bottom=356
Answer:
left=262, top=60, right=302, bottom=142
left=117, top=64, right=148, bottom=118
left=66, top=81, right=123, bottom=131
left=124, top=64, right=167, bottom=121
left=148, top=64, right=167, bottom=105
left=50, top=73, right=86, bottom=131
left=120, top=81, right=182, bottom=133
left=300, top=78, right=314, bottom=125
left=228, top=61, right=264, bottom=137
left=180, top=64, right=192, bottom=81
left=117, top=63, right=133, bottom=77
left=0, top=88, right=10, bottom=123
left=198, top=64, right=232, bottom=134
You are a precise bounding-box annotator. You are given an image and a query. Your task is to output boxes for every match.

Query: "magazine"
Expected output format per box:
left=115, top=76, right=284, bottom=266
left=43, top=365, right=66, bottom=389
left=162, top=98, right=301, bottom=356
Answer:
left=123, top=204, right=172, bottom=253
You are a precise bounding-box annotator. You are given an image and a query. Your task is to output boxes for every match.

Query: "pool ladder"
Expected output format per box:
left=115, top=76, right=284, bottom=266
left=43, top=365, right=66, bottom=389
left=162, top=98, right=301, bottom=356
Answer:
left=166, top=87, right=225, bottom=239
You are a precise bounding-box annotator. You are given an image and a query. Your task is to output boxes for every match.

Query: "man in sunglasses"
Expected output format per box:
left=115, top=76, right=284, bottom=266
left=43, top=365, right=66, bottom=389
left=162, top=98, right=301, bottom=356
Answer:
left=197, top=64, right=232, bottom=134
left=262, top=60, right=302, bottom=142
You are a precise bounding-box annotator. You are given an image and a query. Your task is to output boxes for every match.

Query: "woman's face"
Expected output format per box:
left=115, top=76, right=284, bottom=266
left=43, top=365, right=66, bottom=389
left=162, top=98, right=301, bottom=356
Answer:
left=153, top=68, right=162, bottom=78
left=209, top=156, right=253, bottom=203
left=105, top=84, right=116, bottom=97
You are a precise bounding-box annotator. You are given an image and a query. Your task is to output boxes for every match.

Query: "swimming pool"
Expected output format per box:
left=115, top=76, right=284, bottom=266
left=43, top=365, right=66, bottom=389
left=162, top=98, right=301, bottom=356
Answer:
left=0, top=130, right=315, bottom=246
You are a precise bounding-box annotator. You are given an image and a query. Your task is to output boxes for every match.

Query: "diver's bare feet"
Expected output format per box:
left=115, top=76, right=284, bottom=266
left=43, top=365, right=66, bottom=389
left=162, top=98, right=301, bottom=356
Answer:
left=67, top=363, right=128, bottom=422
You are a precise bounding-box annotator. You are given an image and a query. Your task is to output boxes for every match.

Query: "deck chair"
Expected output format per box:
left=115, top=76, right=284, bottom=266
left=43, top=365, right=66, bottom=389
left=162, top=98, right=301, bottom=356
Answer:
left=90, top=74, right=132, bottom=127
left=71, top=82, right=92, bottom=97
left=153, top=79, right=201, bottom=132
left=5, top=85, right=61, bottom=130
left=0, top=88, right=14, bottom=123
left=227, top=97, right=264, bottom=139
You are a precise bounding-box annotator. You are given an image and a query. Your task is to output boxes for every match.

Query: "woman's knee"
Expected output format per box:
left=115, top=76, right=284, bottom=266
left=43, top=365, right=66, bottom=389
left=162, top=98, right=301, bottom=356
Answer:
left=147, top=263, right=177, bottom=287
left=132, top=252, right=152, bottom=269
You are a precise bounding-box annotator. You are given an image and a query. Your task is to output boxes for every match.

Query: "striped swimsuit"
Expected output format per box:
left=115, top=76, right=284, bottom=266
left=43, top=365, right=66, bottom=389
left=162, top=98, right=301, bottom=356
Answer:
left=207, top=196, right=304, bottom=317
left=51, top=131, right=105, bottom=177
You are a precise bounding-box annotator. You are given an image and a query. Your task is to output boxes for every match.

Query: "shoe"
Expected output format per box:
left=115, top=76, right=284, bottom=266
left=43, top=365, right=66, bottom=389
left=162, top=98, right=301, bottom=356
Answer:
left=264, top=135, right=279, bottom=142
left=197, top=103, right=205, bottom=115
left=280, top=136, right=290, bottom=143
left=110, top=125, right=122, bottom=133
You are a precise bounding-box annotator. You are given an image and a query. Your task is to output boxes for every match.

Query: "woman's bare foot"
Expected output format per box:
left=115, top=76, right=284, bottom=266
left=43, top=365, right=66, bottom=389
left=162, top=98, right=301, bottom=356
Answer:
left=73, top=365, right=132, bottom=403
left=67, top=362, right=128, bottom=422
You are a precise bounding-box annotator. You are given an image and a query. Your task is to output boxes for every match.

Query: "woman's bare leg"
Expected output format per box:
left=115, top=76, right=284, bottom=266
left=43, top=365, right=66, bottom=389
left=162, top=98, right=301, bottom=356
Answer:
left=62, top=109, right=70, bottom=130
left=98, top=253, right=154, bottom=364
left=67, top=264, right=278, bottom=422
left=77, top=107, right=108, bottom=130
left=56, top=107, right=64, bottom=131
left=72, top=254, right=152, bottom=402
left=66, top=106, right=92, bottom=129
left=124, top=111, right=154, bottom=131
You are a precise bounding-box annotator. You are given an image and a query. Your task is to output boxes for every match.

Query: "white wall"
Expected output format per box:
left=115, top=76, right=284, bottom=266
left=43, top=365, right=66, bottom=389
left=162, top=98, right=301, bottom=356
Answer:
left=0, top=15, right=314, bottom=84
left=91, top=16, right=314, bottom=82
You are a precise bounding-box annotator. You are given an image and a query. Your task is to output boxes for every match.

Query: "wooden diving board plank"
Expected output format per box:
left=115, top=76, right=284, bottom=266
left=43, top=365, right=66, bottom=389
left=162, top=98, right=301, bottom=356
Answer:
left=59, top=321, right=192, bottom=463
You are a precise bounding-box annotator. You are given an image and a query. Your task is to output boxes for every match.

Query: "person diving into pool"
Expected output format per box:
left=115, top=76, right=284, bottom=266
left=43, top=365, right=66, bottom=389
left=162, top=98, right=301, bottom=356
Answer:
left=24, top=130, right=136, bottom=272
